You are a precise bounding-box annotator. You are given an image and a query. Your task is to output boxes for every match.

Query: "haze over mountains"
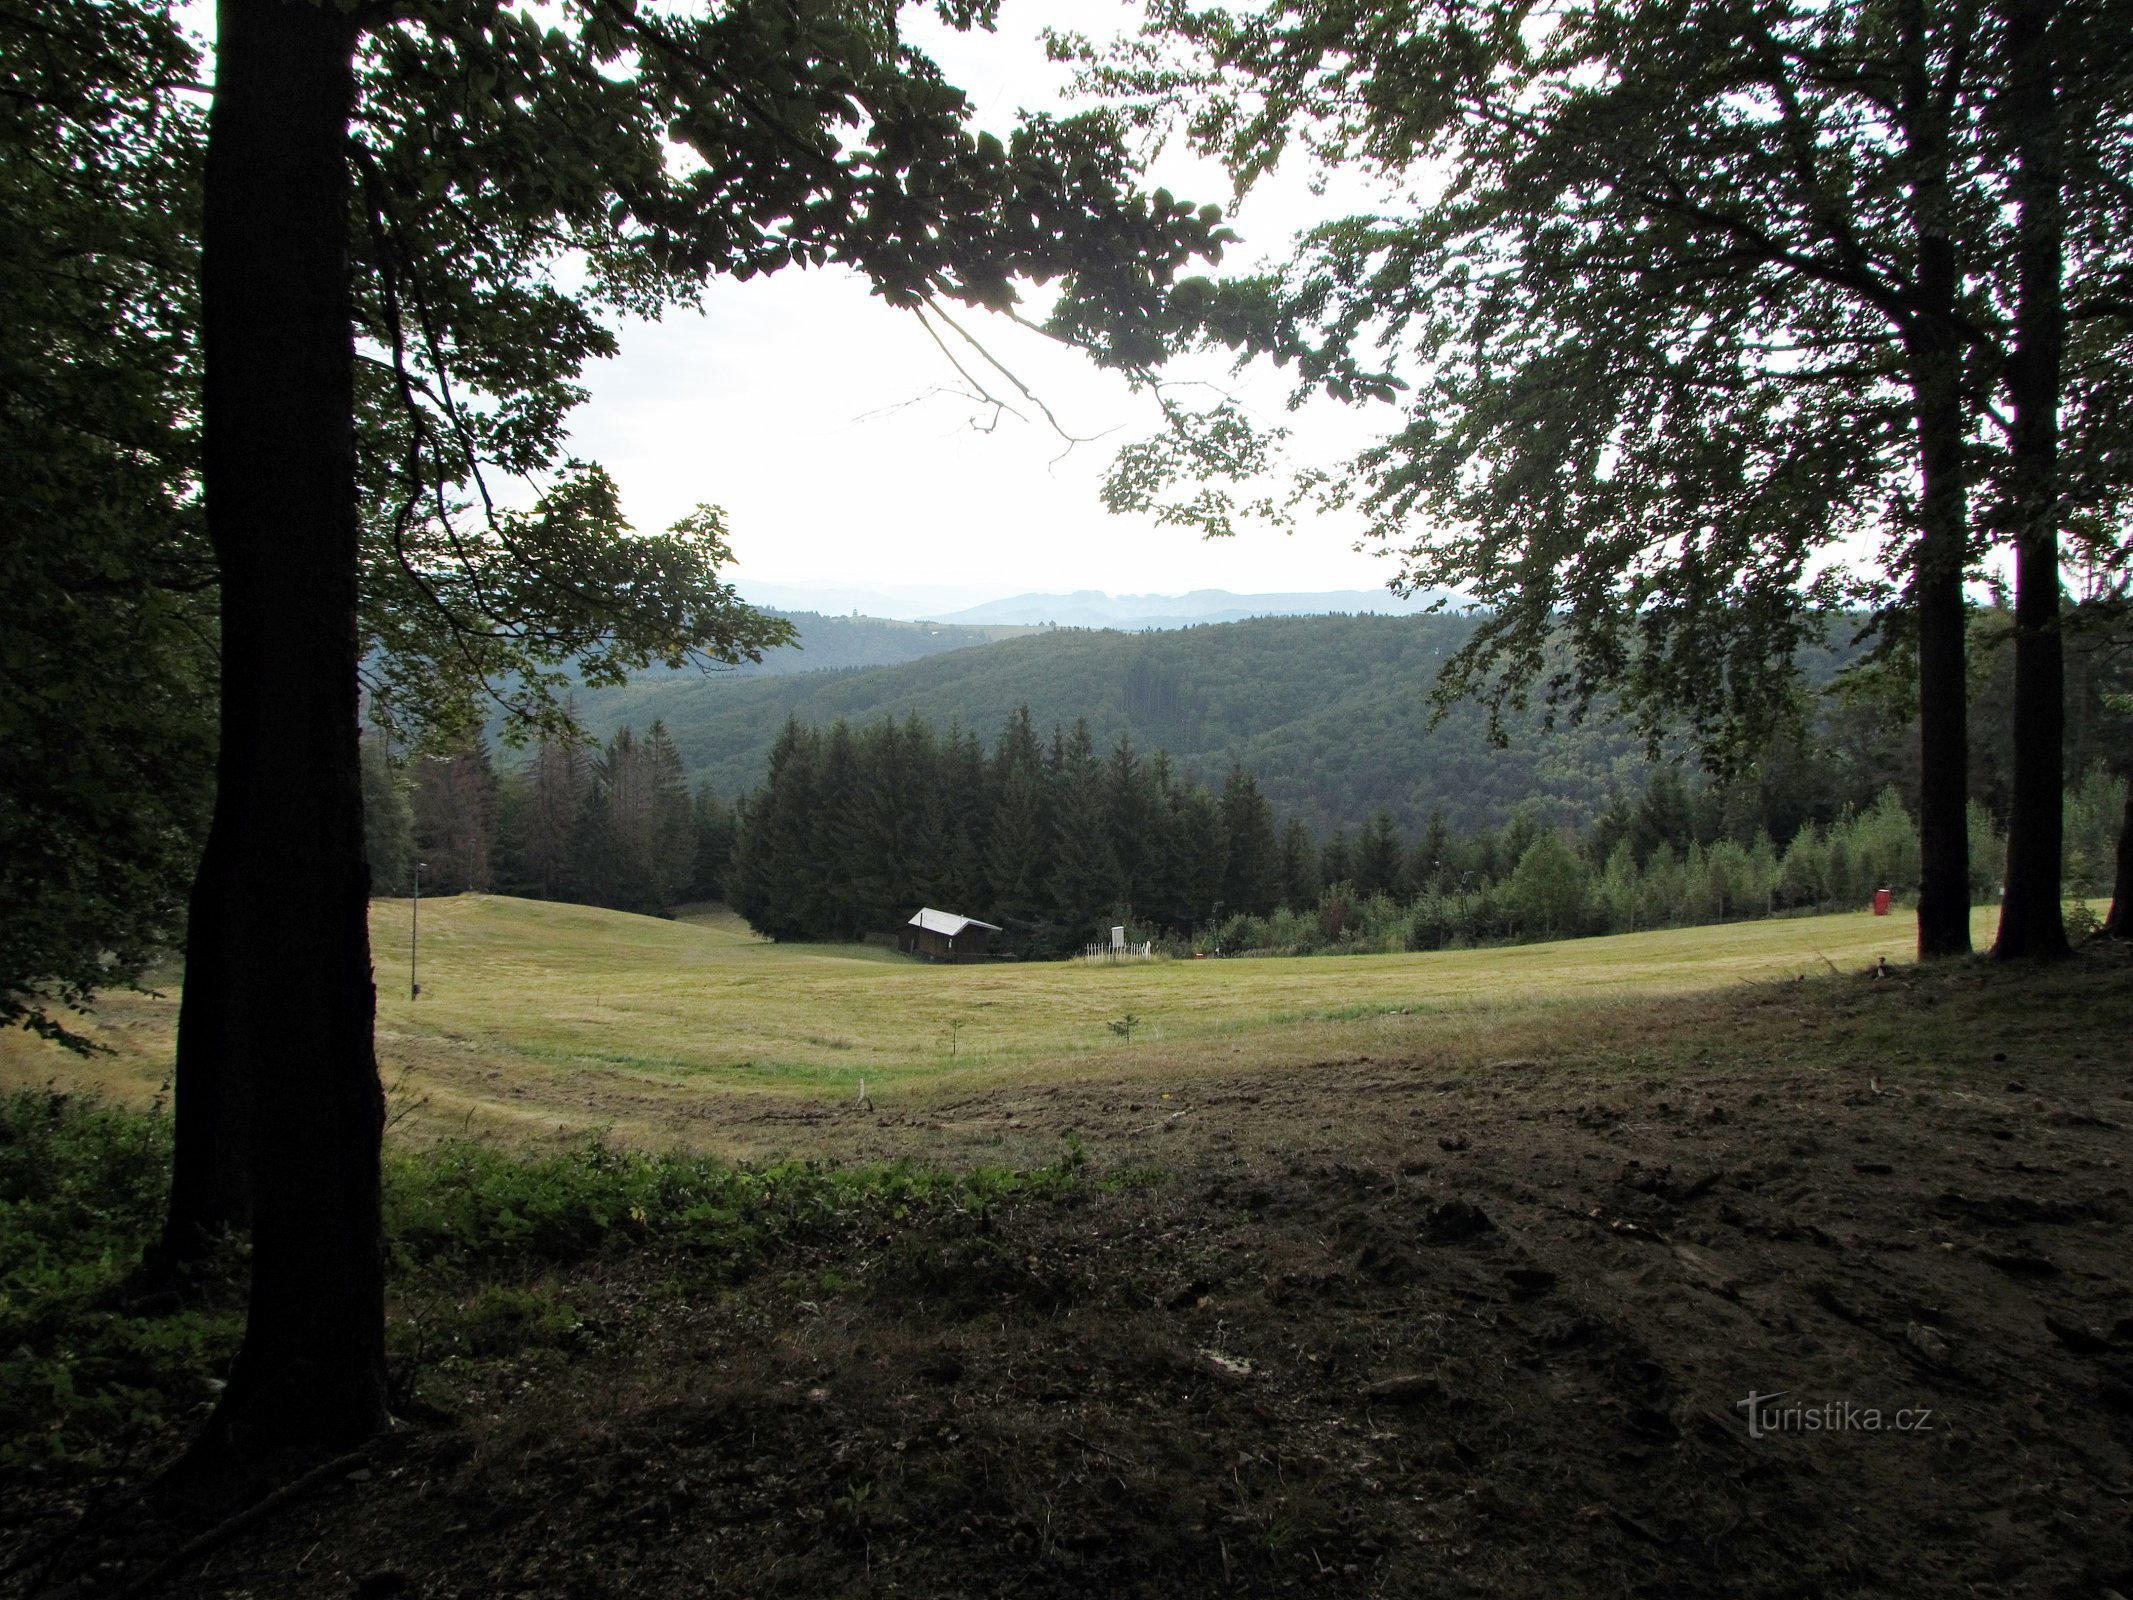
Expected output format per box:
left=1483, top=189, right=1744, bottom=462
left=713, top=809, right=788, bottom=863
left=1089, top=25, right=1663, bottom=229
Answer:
left=923, top=588, right=1446, bottom=629
left=738, top=582, right=1441, bottom=628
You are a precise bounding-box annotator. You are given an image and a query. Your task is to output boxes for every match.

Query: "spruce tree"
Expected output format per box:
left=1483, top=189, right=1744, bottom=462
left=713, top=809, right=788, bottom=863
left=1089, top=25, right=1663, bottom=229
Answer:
left=728, top=718, right=822, bottom=940
left=687, top=786, right=736, bottom=903
left=1218, top=766, right=1282, bottom=916
left=1319, top=828, right=1353, bottom=890
left=1354, top=810, right=1404, bottom=900
left=358, top=734, right=413, bottom=896
left=1171, top=782, right=1229, bottom=932
left=411, top=738, right=499, bottom=894
left=1408, top=808, right=1454, bottom=898
left=984, top=709, right=1050, bottom=924
left=1104, top=733, right=1159, bottom=913
left=1049, top=719, right=1120, bottom=938
left=1279, top=817, right=1322, bottom=910
left=641, top=721, right=695, bottom=914
left=512, top=729, right=591, bottom=902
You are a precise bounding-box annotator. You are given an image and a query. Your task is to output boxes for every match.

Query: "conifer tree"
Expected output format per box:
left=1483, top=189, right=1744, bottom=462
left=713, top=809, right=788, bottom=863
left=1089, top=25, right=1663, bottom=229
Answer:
left=1218, top=766, right=1283, bottom=916
left=984, top=709, right=1051, bottom=924
left=1049, top=719, right=1120, bottom=938
left=1279, top=817, right=1322, bottom=910
left=358, top=734, right=413, bottom=897
left=1105, top=733, right=1160, bottom=913
left=686, top=786, right=736, bottom=903
left=1319, top=828, right=1353, bottom=890
left=1407, top=808, right=1454, bottom=899
left=411, top=738, right=498, bottom=893
left=1171, top=781, right=1229, bottom=930
left=513, top=729, right=592, bottom=902
left=1353, top=810, right=1404, bottom=900
left=638, top=721, right=695, bottom=914
left=729, top=718, right=823, bottom=940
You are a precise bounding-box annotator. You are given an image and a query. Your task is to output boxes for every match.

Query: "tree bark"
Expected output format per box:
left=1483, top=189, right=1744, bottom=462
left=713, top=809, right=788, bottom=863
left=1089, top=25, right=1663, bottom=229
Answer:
left=1993, top=0, right=2071, bottom=961
left=1900, top=19, right=1974, bottom=961
left=1908, top=318, right=1974, bottom=960
left=2103, top=780, right=2133, bottom=939
left=185, top=0, right=388, bottom=1458
left=144, top=815, right=252, bottom=1280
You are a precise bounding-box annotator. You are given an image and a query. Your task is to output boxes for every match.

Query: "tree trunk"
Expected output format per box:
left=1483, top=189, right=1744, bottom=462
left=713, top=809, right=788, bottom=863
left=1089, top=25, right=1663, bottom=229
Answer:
left=1908, top=326, right=1974, bottom=960
left=143, top=816, right=252, bottom=1281
left=185, top=0, right=388, bottom=1458
left=1900, top=29, right=1974, bottom=962
left=1993, top=0, right=2071, bottom=961
left=2103, top=780, right=2133, bottom=939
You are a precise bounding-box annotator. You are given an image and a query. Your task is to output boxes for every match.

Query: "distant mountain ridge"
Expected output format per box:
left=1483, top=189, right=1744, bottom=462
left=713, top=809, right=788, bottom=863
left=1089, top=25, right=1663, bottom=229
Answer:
left=919, top=588, right=1443, bottom=629
left=669, top=610, right=1041, bottom=678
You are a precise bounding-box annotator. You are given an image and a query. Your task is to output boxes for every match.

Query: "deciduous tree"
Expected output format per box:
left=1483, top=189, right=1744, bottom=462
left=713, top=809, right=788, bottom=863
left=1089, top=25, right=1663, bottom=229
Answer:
left=1081, top=0, right=2133, bottom=961
left=181, top=0, right=1227, bottom=1457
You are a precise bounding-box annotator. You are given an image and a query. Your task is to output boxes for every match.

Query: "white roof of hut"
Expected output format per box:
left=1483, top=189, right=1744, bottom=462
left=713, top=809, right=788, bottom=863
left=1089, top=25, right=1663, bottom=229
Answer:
left=907, top=908, right=1002, bottom=936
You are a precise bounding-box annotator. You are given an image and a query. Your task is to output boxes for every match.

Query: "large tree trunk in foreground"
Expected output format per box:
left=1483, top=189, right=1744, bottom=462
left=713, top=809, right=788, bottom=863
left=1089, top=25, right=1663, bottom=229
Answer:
left=1993, top=0, right=2071, bottom=962
left=184, top=0, right=387, bottom=1459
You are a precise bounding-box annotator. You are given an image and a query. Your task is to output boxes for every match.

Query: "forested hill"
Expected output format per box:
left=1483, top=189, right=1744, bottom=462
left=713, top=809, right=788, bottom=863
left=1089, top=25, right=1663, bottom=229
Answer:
left=658, top=610, right=1045, bottom=678
left=570, top=612, right=1668, bottom=837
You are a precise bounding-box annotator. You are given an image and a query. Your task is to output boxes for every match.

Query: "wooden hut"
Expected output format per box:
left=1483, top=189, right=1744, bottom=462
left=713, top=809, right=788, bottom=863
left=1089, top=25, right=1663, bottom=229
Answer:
left=898, top=907, right=1001, bottom=963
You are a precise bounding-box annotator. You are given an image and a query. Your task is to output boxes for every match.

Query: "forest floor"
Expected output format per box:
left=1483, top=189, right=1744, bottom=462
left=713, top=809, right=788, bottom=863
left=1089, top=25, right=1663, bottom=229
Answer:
left=6, top=924, right=2133, bottom=1598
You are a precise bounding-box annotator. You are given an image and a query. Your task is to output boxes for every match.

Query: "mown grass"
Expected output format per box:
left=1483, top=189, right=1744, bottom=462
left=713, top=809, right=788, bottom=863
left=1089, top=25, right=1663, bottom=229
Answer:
left=2, top=896, right=2003, bottom=1131
left=264, top=899, right=2037, bottom=1089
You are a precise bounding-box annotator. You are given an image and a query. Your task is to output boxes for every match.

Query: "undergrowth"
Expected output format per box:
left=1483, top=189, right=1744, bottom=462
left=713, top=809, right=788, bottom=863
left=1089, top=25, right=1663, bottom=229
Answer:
left=0, top=1090, right=1085, bottom=1487
left=0, top=1090, right=239, bottom=1478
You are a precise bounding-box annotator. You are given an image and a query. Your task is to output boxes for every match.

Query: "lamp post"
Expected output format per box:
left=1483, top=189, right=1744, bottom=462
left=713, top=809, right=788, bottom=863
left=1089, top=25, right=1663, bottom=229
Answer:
left=411, top=861, right=427, bottom=1000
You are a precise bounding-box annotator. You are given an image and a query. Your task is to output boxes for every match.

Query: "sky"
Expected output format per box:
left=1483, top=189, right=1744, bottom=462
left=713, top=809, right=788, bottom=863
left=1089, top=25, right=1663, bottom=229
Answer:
left=165, top=0, right=1411, bottom=610
left=544, top=3, right=1404, bottom=608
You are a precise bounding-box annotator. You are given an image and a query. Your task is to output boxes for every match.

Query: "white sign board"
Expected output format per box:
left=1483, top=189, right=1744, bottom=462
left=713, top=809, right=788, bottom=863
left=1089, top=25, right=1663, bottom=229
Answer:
left=1111, top=925, right=1126, bottom=950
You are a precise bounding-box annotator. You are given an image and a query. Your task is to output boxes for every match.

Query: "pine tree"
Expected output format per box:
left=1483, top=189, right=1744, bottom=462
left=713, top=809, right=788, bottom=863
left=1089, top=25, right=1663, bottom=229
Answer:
left=728, top=718, right=822, bottom=939
left=1171, top=782, right=1228, bottom=931
left=941, top=724, right=989, bottom=908
left=1407, top=808, right=1454, bottom=899
left=844, top=718, right=916, bottom=932
left=687, top=786, right=736, bottom=903
left=1630, top=768, right=1697, bottom=865
left=512, top=729, right=591, bottom=901
left=1105, top=733, right=1159, bottom=913
left=359, top=733, right=414, bottom=896
left=1279, top=817, right=1322, bottom=910
left=1048, top=719, right=1120, bottom=938
left=1354, top=810, right=1404, bottom=900
left=984, top=709, right=1050, bottom=924
left=411, top=738, right=498, bottom=893
left=1218, top=766, right=1282, bottom=916
left=639, top=721, right=695, bottom=914
left=1319, top=828, right=1353, bottom=890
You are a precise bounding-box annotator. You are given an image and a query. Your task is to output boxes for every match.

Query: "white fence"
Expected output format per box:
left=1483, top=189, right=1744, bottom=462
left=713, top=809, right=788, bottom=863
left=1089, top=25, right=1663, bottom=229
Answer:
left=1079, top=940, right=1154, bottom=963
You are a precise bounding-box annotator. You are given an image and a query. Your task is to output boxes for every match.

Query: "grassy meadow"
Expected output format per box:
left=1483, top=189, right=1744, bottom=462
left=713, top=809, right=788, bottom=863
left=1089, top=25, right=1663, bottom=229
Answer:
left=0, top=894, right=2013, bottom=1157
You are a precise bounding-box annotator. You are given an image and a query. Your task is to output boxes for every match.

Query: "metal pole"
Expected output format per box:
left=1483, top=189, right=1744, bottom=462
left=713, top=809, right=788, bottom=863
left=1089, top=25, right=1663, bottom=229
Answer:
left=412, top=861, right=426, bottom=1000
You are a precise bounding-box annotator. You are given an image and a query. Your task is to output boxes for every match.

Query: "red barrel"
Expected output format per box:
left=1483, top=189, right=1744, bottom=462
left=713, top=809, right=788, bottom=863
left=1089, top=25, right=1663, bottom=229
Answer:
left=1873, top=888, right=1892, bottom=916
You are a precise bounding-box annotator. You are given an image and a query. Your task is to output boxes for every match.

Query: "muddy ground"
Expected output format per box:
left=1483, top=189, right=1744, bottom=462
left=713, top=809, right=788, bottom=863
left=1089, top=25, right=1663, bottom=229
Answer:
left=10, top=955, right=2133, bottom=1599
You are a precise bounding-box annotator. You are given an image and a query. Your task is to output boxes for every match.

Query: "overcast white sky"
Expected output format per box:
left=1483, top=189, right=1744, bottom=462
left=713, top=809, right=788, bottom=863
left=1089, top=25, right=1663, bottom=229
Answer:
left=549, top=2, right=1403, bottom=607
left=169, top=0, right=1406, bottom=609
